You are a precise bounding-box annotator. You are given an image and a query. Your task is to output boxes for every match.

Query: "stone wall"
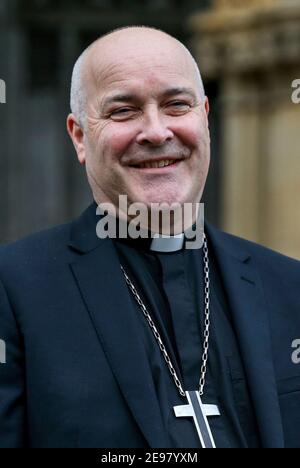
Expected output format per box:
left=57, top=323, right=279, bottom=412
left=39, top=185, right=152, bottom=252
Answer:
left=189, top=0, right=300, bottom=259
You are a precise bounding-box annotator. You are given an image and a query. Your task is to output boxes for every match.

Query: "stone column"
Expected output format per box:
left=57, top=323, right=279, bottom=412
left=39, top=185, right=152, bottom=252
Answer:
left=189, top=0, right=300, bottom=259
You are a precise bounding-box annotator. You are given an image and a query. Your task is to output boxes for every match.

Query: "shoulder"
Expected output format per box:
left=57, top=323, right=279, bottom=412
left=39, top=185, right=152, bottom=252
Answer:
left=0, top=202, right=101, bottom=287
left=207, top=223, right=300, bottom=281
left=0, top=222, right=74, bottom=280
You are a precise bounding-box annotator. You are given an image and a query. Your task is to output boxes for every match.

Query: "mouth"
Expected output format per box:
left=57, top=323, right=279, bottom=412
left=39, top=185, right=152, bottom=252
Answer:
left=128, top=158, right=184, bottom=171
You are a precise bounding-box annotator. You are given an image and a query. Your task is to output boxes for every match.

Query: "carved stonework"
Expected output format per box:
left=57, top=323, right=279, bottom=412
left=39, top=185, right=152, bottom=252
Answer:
left=190, top=1, right=300, bottom=78
left=213, top=0, right=278, bottom=9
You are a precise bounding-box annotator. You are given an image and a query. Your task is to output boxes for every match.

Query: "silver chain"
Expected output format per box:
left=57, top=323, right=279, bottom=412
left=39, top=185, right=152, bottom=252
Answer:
left=120, top=233, right=211, bottom=399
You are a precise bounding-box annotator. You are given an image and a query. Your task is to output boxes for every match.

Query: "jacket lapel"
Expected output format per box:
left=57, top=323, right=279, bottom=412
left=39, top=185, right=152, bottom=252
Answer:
left=68, top=204, right=169, bottom=448
left=206, top=223, right=285, bottom=448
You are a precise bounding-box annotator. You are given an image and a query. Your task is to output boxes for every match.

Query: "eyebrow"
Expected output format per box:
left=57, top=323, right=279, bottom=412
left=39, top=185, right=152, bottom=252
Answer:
left=162, top=87, right=198, bottom=100
left=102, top=87, right=198, bottom=108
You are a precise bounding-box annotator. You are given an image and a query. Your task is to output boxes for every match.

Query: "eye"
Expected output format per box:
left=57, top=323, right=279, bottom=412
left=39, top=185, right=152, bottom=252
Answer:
left=166, top=101, right=191, bottom=114
left=110, top=107, right=138, bottom=121
left=112, top=108, right=131, bottom=114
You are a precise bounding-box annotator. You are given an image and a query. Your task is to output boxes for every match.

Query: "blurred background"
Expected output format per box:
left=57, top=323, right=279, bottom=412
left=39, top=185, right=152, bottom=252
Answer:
left=0, top=0, right=299, bottom=258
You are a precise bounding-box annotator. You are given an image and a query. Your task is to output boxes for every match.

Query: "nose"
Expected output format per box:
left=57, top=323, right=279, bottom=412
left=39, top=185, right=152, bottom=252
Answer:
left=136, top=108, right=174, bottom=146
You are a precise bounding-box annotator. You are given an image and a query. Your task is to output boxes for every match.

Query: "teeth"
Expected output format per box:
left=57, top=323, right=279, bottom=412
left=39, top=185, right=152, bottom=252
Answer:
left=137, top=159, right=175, bottom=169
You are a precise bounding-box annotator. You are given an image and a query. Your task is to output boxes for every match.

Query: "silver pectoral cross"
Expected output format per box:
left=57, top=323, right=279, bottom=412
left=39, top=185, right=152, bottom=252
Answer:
left=173, top=391, right=220, bottom=448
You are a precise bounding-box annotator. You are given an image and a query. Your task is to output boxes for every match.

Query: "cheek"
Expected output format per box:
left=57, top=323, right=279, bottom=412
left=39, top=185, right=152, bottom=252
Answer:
left=100, top=124, right=136, bottom=160
left=173, top=114, right=209, bottom=149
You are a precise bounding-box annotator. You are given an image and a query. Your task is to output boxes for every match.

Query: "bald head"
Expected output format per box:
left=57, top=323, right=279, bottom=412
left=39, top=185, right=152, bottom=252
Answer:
left=70, top=26, right=205, bottom=128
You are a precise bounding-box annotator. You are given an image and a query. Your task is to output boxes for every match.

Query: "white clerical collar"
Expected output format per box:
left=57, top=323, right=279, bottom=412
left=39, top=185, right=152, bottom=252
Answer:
left=150, top=232, right=185, bottom=253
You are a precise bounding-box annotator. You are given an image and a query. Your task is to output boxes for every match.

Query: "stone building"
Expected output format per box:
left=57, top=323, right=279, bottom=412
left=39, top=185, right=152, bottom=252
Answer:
left=191, top=0, right=300, bottom=259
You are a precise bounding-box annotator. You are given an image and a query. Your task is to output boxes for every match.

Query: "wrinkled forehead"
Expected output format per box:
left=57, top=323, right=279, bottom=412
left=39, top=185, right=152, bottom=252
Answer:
left=85, top=35, right=200, bottom=99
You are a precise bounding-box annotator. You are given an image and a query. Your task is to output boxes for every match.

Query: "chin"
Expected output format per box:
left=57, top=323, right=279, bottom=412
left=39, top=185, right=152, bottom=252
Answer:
left=142, top=196, right=183, bottom=207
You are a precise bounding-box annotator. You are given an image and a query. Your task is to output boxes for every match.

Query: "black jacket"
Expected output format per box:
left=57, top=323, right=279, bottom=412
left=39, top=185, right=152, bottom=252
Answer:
left=0, top=203, right=300, bottom=448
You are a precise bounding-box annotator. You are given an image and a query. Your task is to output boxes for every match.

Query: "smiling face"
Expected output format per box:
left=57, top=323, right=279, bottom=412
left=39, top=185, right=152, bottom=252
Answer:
left=67, top=28, right=211, bottom=225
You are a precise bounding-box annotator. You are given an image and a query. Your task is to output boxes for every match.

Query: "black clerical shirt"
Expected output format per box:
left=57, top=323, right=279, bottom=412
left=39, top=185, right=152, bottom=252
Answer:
left=112, top=231, right=261, bottom=448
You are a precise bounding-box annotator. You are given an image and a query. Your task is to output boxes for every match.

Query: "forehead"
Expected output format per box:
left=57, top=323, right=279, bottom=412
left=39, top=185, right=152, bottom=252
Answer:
left=87, top=39, right=199, bottom=99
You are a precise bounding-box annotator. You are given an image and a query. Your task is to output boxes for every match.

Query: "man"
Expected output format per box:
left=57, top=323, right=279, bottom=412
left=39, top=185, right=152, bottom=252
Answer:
left=0, top=26, right=299, bottom=448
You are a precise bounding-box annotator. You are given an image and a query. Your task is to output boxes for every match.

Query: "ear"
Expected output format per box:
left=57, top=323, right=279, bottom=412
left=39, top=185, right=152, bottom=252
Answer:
left=66, top=113, right=86, bottom=165
left=204, top=97, right=210, bottom=116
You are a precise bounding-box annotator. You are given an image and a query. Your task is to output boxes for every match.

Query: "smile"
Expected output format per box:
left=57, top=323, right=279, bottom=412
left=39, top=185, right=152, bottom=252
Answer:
left=130, top=159, right=182, bottom=170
